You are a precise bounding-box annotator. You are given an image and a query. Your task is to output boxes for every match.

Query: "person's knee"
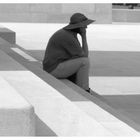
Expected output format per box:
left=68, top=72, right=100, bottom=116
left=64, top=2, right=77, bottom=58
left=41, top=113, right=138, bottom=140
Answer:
left=80, top=57, right=90, bottom=66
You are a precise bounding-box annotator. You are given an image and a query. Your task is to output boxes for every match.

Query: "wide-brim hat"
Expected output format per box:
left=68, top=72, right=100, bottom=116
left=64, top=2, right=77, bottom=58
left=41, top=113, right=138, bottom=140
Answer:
left=64, top=13, right=95, bottom=30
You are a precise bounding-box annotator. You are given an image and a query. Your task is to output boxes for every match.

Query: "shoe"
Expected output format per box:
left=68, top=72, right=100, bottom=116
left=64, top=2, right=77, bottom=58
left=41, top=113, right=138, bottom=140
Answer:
left=86, top=88, right=91, bottom=93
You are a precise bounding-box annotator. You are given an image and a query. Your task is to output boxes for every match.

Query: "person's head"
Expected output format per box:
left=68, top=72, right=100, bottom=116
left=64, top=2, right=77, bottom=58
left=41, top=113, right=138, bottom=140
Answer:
left=64, top=13, right=95, bottom=32
left=71, top=25, right=87, bottom=34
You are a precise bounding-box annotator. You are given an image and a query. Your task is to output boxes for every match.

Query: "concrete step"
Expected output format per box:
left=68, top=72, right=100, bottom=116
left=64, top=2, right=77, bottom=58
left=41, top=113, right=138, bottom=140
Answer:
left=61, top=79, right=140, bottom=136
left=0, top=37, right=115, bottom=136
left=1, top=25, right=140, bottom=136
left=0, top=51, right=35, bottom=136
left=0, top=27, right=15, bottom=44
left=0, top=37, right=140, bottom=136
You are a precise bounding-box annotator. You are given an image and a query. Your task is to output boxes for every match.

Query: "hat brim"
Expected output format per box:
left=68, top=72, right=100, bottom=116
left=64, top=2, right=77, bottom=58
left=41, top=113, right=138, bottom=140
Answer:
left=64, top=19, right=95, bottom=30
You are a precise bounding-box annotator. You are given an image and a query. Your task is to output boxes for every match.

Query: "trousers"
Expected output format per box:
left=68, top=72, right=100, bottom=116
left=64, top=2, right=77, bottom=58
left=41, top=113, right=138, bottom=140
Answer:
left=50, top=57, right=90, bottom=90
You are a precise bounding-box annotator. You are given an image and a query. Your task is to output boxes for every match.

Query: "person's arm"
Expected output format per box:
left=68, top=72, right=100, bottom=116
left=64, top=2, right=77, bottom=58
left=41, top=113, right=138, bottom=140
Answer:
left=79, top=28, right=89, bottom=57
left=62, top=34, right=84, bottom=58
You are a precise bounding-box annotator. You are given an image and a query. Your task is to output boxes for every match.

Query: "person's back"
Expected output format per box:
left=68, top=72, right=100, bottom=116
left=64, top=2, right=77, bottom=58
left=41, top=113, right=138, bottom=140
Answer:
left=43, top=28, right=83, bottom=73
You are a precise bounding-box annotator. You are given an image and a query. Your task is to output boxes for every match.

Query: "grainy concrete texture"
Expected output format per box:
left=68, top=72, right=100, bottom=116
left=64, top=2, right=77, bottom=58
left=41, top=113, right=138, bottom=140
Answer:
left=1, top=22, right=140, bottom=136
left=0, top=3, right=112, bottom=23
left=0, top=50, right=35, bottom=136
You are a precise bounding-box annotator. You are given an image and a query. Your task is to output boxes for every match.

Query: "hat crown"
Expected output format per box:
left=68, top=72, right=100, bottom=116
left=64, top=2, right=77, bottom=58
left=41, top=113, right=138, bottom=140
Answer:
left=70, top=13, right=88, bottom=24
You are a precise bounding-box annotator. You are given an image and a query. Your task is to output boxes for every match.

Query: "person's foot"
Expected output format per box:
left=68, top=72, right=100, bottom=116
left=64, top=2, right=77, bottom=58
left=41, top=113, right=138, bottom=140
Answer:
left=86, top=88, right=95, bottom=96
left=86, top=88, right=91, bottom=93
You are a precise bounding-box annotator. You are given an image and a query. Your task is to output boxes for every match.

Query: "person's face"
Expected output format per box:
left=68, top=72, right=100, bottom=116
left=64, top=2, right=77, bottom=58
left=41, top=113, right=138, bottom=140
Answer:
left=79, top=26, right=87, bottom=32
left=72, top=25, right=87, bottom=33
left=82, top=25, right=87, bottom=29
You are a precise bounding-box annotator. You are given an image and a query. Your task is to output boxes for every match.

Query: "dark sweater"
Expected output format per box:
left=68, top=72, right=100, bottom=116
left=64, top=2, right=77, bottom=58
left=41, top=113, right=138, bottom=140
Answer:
left=43, top=28, right=84, bottom=73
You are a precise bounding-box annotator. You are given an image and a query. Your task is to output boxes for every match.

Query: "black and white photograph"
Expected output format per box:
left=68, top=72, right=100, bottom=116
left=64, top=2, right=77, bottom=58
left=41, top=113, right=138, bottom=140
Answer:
left=0, top=0, right=140, bottom=139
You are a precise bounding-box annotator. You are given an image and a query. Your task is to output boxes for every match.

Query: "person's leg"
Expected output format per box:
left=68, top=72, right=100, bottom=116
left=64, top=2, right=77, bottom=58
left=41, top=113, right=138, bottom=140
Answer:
left=50, top=57, right=89, bottom=90
left=75, top=57, right=89, bottom=90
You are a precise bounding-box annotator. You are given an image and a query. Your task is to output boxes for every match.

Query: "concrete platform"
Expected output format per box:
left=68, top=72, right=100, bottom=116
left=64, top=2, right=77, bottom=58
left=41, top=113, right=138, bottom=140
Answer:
left=0, top=50, right=35, bottom=136
left=0, top=26, right=15, bottom=44
left=0, top=77, right=35, bottom=136
left=1, top=23, right=140, bottom=136
left=113, top=9, right=140, bottom=23
left=1, top=36, right=140, bottom=136
left=0, top=38, right=115, bottom=136
left=90, top=76, right=140, bottom=129
left=61, top=79, right=140, bottom=136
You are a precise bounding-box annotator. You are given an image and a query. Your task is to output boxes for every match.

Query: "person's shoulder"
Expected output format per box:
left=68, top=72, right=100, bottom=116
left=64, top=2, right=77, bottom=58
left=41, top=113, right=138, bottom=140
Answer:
left=55, top=28, right=69, bottom=35
left=53, top=28, right=70, bottom=39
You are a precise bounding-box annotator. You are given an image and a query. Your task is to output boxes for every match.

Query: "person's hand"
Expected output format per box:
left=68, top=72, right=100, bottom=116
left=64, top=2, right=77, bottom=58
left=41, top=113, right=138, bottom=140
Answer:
left=79, top=27, right=87, bottom=37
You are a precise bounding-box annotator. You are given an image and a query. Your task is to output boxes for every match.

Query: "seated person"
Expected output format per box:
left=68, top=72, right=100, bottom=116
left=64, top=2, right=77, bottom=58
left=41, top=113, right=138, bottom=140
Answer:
left=43, top=13, right=95, bottom=93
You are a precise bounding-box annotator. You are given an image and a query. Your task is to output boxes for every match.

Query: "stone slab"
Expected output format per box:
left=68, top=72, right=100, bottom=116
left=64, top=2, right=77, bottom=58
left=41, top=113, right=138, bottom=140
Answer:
left=0, top=38, right=114, bottom=136
left=0, top=75, right=35, bottom=136
left=2, top=24, right=140, bottom=136
left=0, top=27, right=15, bottom=44
left=113, top=9, right=140, bottom=23
left=62, top=79, right=140, bottom=136
left=0, top=3, right=112, bottom=23
left=1, top=37, right=140, bottom=136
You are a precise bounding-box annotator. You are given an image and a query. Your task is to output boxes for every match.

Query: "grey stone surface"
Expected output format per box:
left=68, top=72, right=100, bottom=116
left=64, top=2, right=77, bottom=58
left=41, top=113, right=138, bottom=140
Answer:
left=2, top=23, right=140, bottom=136
left=0, top=49, right=35, bottom=136
left=1, top=39, right=139, bottom=136
left=0, top=27, right=15, bottom=44
left=0, top=39, right=114, bottom=136
left=0, top=3, right=112, bottom=23
left=113, top=9, right=140, bottom=22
